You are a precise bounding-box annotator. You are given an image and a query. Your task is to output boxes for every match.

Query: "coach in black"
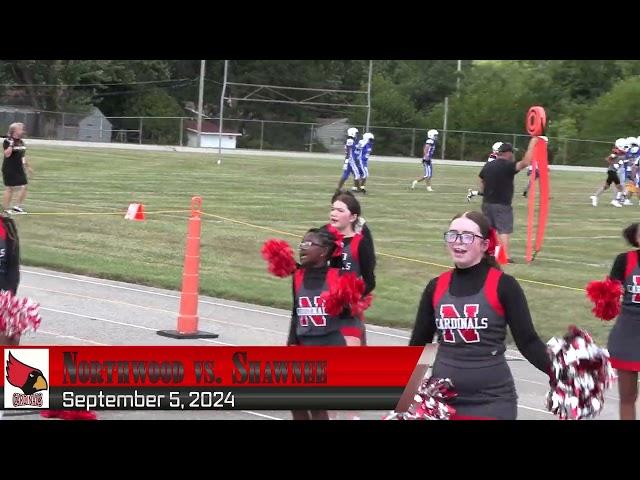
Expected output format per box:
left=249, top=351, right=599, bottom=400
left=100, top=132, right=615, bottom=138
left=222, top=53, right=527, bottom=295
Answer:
left=478, top=138, right=537, bottom=263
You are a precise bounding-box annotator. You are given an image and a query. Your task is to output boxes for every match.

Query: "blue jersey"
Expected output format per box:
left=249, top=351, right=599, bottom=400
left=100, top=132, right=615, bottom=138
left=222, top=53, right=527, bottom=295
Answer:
left=423, top=138, right=436, bottom=162
left=354, top=139, right=367, bottom=163
left=624, top=150, right=639, bottom=180
left=360, top=141, right=372, bottom=165
left=344, top=136, right=356, bottom=160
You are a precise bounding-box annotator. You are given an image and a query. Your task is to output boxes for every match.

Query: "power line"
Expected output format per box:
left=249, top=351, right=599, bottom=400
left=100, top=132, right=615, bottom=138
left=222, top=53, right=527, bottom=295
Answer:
left=0, top=78, right=194, bottom=88
left=0, top=80, right=197, bottom=99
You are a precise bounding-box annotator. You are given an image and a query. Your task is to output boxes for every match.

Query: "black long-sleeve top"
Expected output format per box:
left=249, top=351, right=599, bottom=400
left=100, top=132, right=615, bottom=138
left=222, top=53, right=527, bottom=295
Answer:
left=609, top=250, right=640, bottom=282
left=409, top=261, right=551, bottom=375
left=0, top=216, right=19, bottom=295
left=329, top=223, right=376, bottom=295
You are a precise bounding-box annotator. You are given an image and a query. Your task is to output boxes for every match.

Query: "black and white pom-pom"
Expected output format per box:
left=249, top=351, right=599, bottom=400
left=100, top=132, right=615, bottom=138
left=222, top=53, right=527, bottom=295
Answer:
left=384, top=377, right=457, bottom=420
left=545, top=325, right=616, bottom=420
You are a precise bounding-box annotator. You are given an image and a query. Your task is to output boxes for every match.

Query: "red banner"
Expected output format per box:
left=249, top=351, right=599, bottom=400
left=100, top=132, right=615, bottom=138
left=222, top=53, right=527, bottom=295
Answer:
left=1, top=346, right=425, bottom=410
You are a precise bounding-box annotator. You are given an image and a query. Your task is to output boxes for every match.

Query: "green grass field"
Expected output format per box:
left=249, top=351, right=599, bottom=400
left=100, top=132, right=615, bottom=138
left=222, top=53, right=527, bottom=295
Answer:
left=15, top=146, right=636, bottom=343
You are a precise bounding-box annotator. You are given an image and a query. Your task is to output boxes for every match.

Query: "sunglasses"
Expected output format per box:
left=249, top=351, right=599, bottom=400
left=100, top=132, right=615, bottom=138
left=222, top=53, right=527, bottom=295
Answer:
left=443, top=231, right=485, bottom=245
left=299, top=241, right=324, bottom=250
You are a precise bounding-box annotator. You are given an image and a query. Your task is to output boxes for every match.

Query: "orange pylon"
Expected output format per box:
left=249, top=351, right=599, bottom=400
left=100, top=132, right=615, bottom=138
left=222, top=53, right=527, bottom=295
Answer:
left=157, top=197, right=218, bottom=339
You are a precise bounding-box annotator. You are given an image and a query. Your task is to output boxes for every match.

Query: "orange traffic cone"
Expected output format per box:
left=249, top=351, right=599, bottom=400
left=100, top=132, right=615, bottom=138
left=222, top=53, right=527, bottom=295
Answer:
left=496, top=242, right=509, bottom=265
left=157, top=196, right=219, bottom=340
left=125, top=203, right=145, bottom=221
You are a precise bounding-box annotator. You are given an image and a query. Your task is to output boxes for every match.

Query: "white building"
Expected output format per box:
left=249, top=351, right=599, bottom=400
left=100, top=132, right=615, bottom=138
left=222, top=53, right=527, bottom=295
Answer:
left=184, top=120, right=242, bottom=149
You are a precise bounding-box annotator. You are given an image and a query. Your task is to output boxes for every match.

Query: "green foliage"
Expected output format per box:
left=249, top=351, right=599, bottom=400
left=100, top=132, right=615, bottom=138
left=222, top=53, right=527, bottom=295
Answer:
left=124, top=89, right=183, bottom=144
left=2, top=60, right=640, bottom=161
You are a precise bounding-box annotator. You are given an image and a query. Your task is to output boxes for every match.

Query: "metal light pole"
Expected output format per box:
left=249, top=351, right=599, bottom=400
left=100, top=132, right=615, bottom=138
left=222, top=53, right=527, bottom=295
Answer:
left=197, top=60, right=206, bottom=148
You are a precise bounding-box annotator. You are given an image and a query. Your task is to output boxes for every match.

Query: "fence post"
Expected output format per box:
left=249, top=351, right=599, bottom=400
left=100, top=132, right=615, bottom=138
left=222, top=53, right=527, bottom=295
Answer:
left=260, top=120, right=264, bottom=150
left=410, top=128, right=416, bottom=157
left=61, top=112, right=66, bottom=140
left=563, top=139, right=568, bottom=165
left=99, top=117, right=103, bottom=141
left=512, top=134, right=517, bottom=153
left=460, top=132, right=466, bottom=161
left=309, top=124, right=314, bottom=152
left=139, top=118, right=143, bottom=144
left=179, top=117, right=184, bottom=146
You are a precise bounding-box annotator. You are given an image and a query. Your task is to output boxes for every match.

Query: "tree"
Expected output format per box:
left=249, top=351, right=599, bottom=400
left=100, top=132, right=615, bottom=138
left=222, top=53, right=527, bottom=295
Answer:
left=123, top=89, right=184, bottom=144
left=573, top=76, right=640, bottom=165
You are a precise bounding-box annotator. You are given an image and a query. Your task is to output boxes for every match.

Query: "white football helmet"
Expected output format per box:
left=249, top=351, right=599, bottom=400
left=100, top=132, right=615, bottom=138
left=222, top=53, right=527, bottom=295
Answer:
left=347, top=127, right=359, bottom=138
left=629, top=136, right=639, bottom=146
left=492, top=142, right=503, bottom=153
left=363, top=132, right=374, bottom=142
left=427, top=129, right=439, bottom=140
left=615, top=138, right=629, bottom=152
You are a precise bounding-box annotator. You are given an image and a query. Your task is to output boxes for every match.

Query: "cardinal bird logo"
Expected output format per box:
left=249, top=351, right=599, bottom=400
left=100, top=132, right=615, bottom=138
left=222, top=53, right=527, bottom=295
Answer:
left=5, top=351, right=49, bottom=408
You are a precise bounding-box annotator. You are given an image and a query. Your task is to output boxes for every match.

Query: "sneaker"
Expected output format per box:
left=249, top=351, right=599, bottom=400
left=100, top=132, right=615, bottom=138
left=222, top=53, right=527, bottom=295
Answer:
left=351, top=187, right=359, bottom=192
left=590, top=195, right=598, bottom=207
left=3, top=209, right=12, bottom=216
left=411, top=180, right=417, bottom=190
left=507, top=258, right=516, bottom=264
left=611, top=200, right=623, bottom=208
left=523, top=190, right=528, bottom=198
left=624, top=199, right=633, bottom=206
left=360, top=187, right=366, bottom=195
left=467, top=189, right=473, bottom=202
left=427, top=186, right=433, bottom=192
left=11, top=206, right=25, bottom=214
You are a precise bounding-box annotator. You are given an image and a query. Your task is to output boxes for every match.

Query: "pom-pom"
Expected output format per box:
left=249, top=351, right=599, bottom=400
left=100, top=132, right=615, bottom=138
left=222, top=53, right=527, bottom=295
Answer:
left=319, top=273, right=371, bottom=317
left=261, top=239, right=297, bottom=278
left=545, top=325, right=616, bottom=420
left=41, top=410, right=98, bottom=420
left=586, top=277, right=623, bottom=321
left=384, top=377, right=457, bottom=420
left=0, top=290, right=42, bottom=338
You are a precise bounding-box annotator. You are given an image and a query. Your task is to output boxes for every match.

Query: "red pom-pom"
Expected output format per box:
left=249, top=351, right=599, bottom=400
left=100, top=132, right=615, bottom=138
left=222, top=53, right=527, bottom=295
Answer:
left=586, top=277, right=623, bottom=321
left=59, top=410, right=98, bottom=420
left=261, top=239, right=297, bottom=278
left=319, top=272, right=371, bottom=317
left=352, top=294, right=373, bottom=318
left=40, top=410, right=98, bottom=420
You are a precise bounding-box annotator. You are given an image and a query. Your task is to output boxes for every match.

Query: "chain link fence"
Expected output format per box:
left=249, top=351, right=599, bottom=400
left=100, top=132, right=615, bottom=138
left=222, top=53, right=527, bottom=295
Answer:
left=0, top=107, right=614, bottom=166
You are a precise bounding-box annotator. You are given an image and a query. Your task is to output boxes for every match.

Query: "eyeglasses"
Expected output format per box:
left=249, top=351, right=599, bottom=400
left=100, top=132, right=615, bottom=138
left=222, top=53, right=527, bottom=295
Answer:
left=443, top=231, right=485, bottom=245
left=299, top=241, right=323, bottom=250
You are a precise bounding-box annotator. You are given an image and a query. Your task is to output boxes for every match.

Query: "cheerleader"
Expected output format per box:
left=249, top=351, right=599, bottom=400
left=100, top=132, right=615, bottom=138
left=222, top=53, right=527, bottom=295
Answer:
left=409, top=211, right=552, bottom=419
left=605, top=222, right=640, bottom=419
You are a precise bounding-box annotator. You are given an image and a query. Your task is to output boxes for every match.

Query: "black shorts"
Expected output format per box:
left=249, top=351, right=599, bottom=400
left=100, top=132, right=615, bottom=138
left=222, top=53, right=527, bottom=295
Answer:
left=2, top=167, right=27, bottom=187
left=606, top=170, right=620, bottom=186
left=482, top=202, right=514, bottom=235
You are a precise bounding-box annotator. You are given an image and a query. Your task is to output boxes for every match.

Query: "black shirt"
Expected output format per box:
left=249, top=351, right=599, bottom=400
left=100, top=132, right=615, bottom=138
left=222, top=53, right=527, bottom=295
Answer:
left=479, top=158, right=518, bottom=205
left=409, top=260, right=551, bottom=375
left=0, top=216, right=20, bottom=294
left=3, top=138, right=26, bottom=171
left=609, top=250, right=640, bottom=282
left=329, top=226, right=376, bottom=295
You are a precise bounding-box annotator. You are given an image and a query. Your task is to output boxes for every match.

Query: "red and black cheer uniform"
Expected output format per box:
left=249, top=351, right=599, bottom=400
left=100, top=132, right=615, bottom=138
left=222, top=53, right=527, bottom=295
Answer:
left=607, top=250, right=640, bottom=370
left=287, top=266, right=364, bottom=346
left=410, top=260, right=551, bottom=420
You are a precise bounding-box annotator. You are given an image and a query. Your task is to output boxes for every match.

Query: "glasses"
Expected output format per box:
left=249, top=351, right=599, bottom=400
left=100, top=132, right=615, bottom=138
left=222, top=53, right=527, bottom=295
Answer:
left=299, top=241, right=323, bottom=250
left=443, top=231, right=485, bottom=245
